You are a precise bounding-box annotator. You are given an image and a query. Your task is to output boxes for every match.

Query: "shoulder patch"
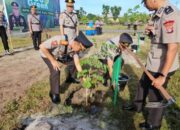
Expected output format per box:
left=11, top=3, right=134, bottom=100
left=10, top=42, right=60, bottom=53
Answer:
left=165, top=6, right=174, bottom=15
left=163, top=20, right=175, bottom=33
left=51, top=40, right=58, bottom=47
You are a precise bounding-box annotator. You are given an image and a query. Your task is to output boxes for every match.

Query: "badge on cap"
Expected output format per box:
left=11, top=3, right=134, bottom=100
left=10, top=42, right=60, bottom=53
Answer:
left=163, top=20, right=175, bottom=33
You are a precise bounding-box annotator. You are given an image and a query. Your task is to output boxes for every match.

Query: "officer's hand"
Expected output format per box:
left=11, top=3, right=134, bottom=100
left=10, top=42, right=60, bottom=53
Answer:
left=30, top=30, right=33, bottom=34
left=151, top=76, right=166, bottom=89
left=51, top=60, right=61, bottom=71
left=145, top=24, right=154, bottom=35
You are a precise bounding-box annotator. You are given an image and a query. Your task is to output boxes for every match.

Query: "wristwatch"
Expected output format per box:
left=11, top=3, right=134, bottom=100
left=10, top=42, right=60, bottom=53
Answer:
left=159, top=73, right=167, bottom=78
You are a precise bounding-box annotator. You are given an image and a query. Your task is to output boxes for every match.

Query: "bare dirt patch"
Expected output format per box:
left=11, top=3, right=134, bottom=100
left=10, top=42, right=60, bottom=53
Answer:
left=0, top=49, right=48, bottom=113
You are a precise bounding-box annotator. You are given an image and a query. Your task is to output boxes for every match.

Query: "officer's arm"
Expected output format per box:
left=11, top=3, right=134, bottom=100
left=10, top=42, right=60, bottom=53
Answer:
left=161, top=43, right=178, bottom=76
left=59, top=14, right=64, bottom=35
left=73, top=54, right=82, bottom=72
left=107, top=58, right=114, bottom=78
left=76, top=26, right=79, bottom=36
left=27, top=15, right=32, bottom=32
left=76, top=15, right=79, bottom=35
left=60, top=25, right=64, bottom=35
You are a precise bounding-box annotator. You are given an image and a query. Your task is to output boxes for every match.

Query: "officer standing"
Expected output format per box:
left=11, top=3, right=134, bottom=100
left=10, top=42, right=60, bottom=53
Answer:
left=28, top=5, right=42, bottom=50
left=39, top=31, right=93, bottom=104
left=124, top=0, right=180, bottom=129
left=59, top=0, right=79, bottom=82
left=9, top=2, right=27, bottom=32
left=60, top=0, right=79, bottom=41
left=0, top=5, right=11, bottom=55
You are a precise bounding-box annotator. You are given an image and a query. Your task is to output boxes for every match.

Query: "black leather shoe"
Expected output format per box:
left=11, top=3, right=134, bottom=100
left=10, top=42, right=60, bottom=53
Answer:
left=139, top=122, right=149, bottom=128
left=139, top=122, right=160, bottom=130
left=65, top=77, right=80, bottom=84
left=122, top=104, right=137, bottom=111
left=49, top=92, right=60, bottom=104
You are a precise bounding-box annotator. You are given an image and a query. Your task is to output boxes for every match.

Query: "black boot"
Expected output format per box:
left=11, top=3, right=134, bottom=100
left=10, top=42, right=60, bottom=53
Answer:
left=122, top=103, right=137, bottom=111
left=65, top=76, right=80, bottom=84
left=49, top=92, right=61, bottom=104
left=139, top=122, right=160, bottom=130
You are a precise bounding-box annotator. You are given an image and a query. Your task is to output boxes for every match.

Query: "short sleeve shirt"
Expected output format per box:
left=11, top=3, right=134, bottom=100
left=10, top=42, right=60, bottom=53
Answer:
left=59, top=11, right=78, bottom=41
left=40, top=35, right=67, bottom=58
left=146, top=1, right=180, bottom=73
left=28, top=14, right=42, bottom=31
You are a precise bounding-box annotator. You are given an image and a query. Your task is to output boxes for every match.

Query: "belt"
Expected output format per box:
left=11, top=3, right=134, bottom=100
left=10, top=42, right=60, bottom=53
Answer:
left=63, top=25, right=76, bottom=29
left=32, top=23, right=40, bottom=25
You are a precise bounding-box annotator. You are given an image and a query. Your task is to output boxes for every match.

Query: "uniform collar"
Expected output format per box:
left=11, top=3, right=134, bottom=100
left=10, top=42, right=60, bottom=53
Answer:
left=154, top=0, right=169, bottom=18
left=65, top=10, right=74, bottom=15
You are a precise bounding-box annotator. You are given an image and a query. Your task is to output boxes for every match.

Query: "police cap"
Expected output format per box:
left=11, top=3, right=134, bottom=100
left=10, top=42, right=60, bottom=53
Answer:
left=75, top=31, right=93, bottom=48
left=119, top=33, right=133, bottom=44
left=11, top=2, right=19, bottom=7
left=65, top=0, right=75, bottom=6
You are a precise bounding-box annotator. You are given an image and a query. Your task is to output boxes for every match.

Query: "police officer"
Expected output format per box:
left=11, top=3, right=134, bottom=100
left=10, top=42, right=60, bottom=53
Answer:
left=60, top=0, right=79, bottom=41
left=124, top=0, right=180, bottom=129
left=28, top=5, right=42, bottom=50
left=39, top=31, right=93, bottom=104
left=0, top=5, right=11, bottom=55
left=60, top=0, right=79, bottom=82
left=9, top=2, right=27, bottom=32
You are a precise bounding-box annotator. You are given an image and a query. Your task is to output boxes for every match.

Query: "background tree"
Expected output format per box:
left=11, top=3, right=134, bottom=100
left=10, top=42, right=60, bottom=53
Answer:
left=110, top=6, right=122, bottom=21
left=87, top=13, right=98, bottom=22
left=119, top=5, right=149, bottom=25
left=76, top=7, right=87, bottom=19
left=102, top=5, right=110, bottom=24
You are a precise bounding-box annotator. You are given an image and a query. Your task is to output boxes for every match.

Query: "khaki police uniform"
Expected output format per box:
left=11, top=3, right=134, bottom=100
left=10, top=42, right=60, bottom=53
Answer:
left=40, top=35, right=79, bottom=95
left=28, top=6, right=42, bottom=50
left=60, top=11, right=78, bottom=41
left=9, top=2, right=27, bottom=32
left=134, top=1, right=180, bottom=128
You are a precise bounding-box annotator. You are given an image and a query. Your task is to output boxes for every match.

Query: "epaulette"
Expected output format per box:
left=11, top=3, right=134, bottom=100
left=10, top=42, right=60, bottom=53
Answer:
left=165, top=6, right=174, bottom=15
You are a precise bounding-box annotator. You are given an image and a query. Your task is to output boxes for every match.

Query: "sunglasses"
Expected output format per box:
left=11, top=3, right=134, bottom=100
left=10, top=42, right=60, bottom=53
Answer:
left=67, top=5, right=74, bottom=8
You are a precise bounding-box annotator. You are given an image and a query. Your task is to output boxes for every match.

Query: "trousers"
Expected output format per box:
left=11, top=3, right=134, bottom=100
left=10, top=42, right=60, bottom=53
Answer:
left=32, top=31, right=41, bottom=49
left=0, top=26, right=9, bottom=51
left=42, top=57, right=76, bottom=94
left=134, top=71, right=175, bottom=127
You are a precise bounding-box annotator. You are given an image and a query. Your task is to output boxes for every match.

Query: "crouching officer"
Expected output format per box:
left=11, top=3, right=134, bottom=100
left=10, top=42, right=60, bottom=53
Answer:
left=97, top=33, right=133, bottom=86
left=124, top=0, right=180, bottom=129
left=40, top=31, right=93, bottom=104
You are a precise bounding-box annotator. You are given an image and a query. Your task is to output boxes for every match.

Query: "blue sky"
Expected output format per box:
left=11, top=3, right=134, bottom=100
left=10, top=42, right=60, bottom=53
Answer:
left=60, top=0, right=180, bottom=16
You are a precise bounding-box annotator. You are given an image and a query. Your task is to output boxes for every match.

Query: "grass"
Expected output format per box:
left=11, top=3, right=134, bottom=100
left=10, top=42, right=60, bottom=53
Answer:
left=0, top=24, right=143, bottom=53
left=0, top=80, right=51, bottom=129
left=0, top=30, right=60, bottom=53
left=0, top=29, right=180, bottom=130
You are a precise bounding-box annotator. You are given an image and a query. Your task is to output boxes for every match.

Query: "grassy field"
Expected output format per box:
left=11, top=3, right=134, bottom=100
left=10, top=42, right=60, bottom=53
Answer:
left=0, top=24, right=144, bottom=53
left=0, top=28, right=180, bottom=130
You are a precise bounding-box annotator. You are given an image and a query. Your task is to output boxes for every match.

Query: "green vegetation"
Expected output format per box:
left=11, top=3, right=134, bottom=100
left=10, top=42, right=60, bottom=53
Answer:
left=119, top=5, right=149, bottom=25
left=0, top=31, right=180, bottom=130
left=0, top=80, right=50, bottom=129
left=78, top=57, right=107, bottom=89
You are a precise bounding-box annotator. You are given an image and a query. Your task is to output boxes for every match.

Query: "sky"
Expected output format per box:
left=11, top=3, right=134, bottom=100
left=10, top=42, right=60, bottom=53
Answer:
left=60, top=0, right=180, bottom=16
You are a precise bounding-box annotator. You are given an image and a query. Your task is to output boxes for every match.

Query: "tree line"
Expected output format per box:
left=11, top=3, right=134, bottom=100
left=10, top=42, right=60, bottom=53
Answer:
left=76, top=5, right=149, bottom=25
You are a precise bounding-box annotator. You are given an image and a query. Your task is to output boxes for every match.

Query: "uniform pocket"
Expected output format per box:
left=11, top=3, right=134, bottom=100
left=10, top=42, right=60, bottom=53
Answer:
left=152, top=50, right=162, bottom=59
